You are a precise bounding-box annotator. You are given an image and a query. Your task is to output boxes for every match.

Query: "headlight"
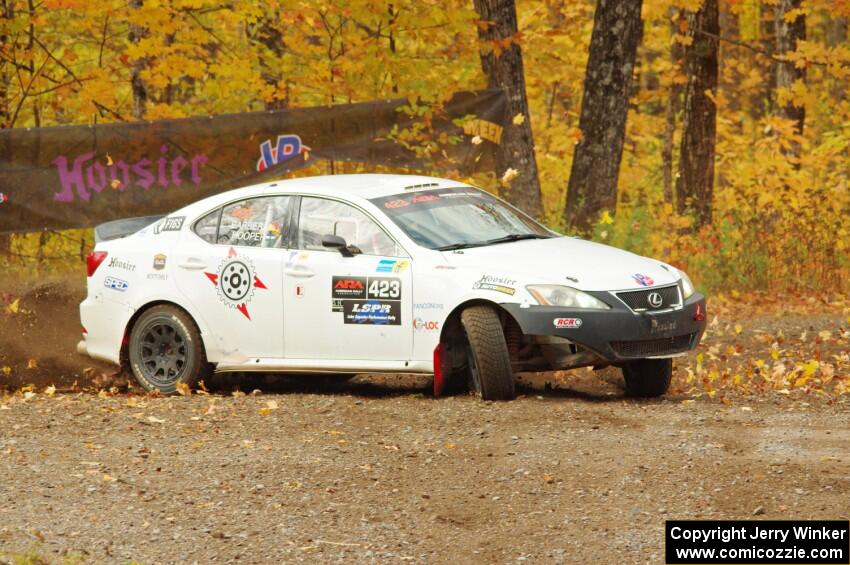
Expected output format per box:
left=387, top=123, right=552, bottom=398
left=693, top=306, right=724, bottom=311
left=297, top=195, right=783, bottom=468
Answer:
left=526, top=285, right=611, bottom=309
left=678, top=269, right=696, bottom=299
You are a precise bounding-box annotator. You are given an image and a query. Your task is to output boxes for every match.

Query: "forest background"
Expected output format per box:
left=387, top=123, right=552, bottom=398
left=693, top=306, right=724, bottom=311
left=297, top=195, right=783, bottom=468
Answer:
left=1, top=0, right=849, bottom=296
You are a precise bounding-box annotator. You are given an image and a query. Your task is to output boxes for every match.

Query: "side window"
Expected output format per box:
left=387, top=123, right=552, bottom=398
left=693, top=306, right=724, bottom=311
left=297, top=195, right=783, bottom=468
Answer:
left=217, top=196, right=293, bottom=248
left=193, top=208, right=221, bottom=244
left=297, top=197, right=400, bottom=256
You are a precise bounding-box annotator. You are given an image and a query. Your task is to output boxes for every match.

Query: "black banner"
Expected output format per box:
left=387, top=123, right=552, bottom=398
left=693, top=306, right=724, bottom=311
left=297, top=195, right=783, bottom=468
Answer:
left=0, top=89, right=507, bottom=234
left=666, top=520, right=849, bottom=564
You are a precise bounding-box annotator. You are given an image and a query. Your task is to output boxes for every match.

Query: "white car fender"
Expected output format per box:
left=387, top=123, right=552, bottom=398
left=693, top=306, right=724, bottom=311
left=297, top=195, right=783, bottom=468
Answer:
left=125, top=287, right=225, bottom=362
left=410, top=269, right=528, bottom=362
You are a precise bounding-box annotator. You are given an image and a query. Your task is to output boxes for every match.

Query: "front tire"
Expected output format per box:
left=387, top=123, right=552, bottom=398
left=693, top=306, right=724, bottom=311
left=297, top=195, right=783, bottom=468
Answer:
left=460, top=306, right=515, bottom=400
left=622, top=358, right=672, bottom=397
left=128, top=305, right=209, bottom=394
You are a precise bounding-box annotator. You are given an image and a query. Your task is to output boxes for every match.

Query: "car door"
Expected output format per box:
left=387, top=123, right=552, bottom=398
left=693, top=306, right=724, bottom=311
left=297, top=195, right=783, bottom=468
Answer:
left=283, top=196, right=412, bottom=362
left=174, top=195, right=294, bottom=361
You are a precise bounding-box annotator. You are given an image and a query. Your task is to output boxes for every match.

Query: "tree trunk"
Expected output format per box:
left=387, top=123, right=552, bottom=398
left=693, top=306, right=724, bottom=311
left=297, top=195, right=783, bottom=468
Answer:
left=827, top=16, right=847, bottom=103
left=675, top=0, right=718, bottom=227
left=562, top=0, right=642, bottom=233
left=0, top=0, right=11, bottom=129
left=129, top=0, right=148, bottom=119
left=775, top=0, right=806, bottom=158
left=662, top=8, right=685, bottom=205
left=256, top=16, right=288, bottom=110
left=473, top=0, right=543, bottom=218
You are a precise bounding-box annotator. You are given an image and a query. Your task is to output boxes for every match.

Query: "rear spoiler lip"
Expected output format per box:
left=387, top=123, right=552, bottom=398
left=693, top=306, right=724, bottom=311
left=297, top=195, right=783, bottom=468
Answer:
left=94, top=215, right=164, bottom=243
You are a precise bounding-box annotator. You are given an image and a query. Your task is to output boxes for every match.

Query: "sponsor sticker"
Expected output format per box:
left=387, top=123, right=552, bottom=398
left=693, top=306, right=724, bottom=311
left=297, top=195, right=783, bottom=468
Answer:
left=472, top=274, right=516, bottom=296
left=153, top=216, right=185, bottom=234
left=108, top=257, right=136, bottom=272
left=632, top=273, right=654, bottom=287
left=367, top=277, right=401, bottom=300
left=153, top=253, right=166, bottom=270
left=104, top=276, right=128, bottom=292
left=553, top=317, right=582, bottom=329
left=332, top=276, right=367, bottom=299
left=333, top=275, right=403, bottom=324
left=0, top=192, right=8, bottom=204
left=413, top=318, right=440, bottom=331
left=256, top=134, right=310, bottom=171
left=414, top=302, right=444, bottom=310
left=343, top=299, right=400, bottom=325
left=332, top=276, right=366, bottom=312
left=376, top=259, right=409, bottom=273
left=146, top=273, right=167, bottom=281
left=650, top=319, right=677, bottom=334
left=295, top=284, right=305, bottom=298
left=203, top=247, right=268, bottom=320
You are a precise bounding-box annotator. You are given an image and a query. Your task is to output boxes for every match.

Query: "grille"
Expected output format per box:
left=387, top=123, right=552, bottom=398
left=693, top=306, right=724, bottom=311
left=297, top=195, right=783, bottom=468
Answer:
left=610, top=333, right=695, bottom=358
left=616, top=285, right=680, bottom=312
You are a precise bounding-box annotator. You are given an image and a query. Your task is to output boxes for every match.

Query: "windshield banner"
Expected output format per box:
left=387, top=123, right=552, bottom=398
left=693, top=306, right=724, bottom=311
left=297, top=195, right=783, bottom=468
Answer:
left=0, top=89, right=506, bottom=234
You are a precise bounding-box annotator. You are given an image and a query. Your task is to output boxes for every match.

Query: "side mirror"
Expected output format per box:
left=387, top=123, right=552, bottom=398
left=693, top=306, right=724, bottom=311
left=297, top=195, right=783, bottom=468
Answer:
left=322, top=234, right=354, bottom=257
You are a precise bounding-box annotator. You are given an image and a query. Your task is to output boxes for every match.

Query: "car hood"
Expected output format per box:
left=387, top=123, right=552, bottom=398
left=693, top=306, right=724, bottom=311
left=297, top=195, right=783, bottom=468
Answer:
left=441, top=236, right=679, bottom=292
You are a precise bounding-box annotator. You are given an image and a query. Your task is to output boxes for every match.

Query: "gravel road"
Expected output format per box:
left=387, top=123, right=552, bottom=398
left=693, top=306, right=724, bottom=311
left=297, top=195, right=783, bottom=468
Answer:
left=1, top=382, right=848, bottom=564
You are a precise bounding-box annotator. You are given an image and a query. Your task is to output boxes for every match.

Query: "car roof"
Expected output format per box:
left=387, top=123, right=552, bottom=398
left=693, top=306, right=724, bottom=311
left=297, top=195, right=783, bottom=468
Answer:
left=194, top=173, right=470, bottom=209
left=264, top=173, right=467, bottom=199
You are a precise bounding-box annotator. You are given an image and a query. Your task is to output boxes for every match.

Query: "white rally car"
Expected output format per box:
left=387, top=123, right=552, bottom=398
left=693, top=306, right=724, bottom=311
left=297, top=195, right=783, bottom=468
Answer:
left=78, top=174, right=706, bottom=400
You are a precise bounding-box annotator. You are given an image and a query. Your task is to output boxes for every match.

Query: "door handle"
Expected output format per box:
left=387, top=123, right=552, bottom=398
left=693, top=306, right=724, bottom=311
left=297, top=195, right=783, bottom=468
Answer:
left=178, top=258, right=207, bottom=270
left=285, top=266, right=315, bottom=278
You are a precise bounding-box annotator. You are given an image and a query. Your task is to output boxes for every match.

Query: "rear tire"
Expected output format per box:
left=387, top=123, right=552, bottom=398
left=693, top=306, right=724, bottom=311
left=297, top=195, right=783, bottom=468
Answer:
left=622, top=358, right=672, bottom=397
left=128, top=305, right=210, bottom=394
left=460, top=306, right=515, bottom=400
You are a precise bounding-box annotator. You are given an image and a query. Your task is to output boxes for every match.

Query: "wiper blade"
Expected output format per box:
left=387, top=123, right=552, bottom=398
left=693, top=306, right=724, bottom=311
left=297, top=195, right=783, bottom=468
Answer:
left=434, top=241, right=486, bottom=251
left=484, top=233, right=550, bottom=245
left=435, top=234, right=549, bottom=251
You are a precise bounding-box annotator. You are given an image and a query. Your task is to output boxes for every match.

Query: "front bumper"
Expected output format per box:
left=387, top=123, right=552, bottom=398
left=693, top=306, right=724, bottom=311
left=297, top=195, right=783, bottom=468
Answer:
left=502, top=292, right=707, bottom=363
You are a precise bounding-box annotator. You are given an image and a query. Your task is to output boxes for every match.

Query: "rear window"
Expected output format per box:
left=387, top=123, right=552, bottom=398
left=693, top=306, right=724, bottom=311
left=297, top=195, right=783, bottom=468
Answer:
left=193, top=196, right=294, bottom=248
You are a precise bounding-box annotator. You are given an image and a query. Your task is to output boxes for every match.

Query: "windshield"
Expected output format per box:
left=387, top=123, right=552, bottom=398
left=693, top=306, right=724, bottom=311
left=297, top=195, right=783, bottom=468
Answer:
left=370, top=187, right=554, bottom=250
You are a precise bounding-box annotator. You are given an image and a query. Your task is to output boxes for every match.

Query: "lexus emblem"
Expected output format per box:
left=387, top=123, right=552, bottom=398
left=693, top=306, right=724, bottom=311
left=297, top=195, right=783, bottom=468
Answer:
left=647, top=292, right=663, bottom=308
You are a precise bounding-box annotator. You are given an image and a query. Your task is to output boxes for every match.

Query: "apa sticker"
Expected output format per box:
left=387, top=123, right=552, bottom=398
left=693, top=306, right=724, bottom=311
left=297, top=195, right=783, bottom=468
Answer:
left=553, top=318, right=582, bottom=329
left=204, top=247, right=268, bottom=320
